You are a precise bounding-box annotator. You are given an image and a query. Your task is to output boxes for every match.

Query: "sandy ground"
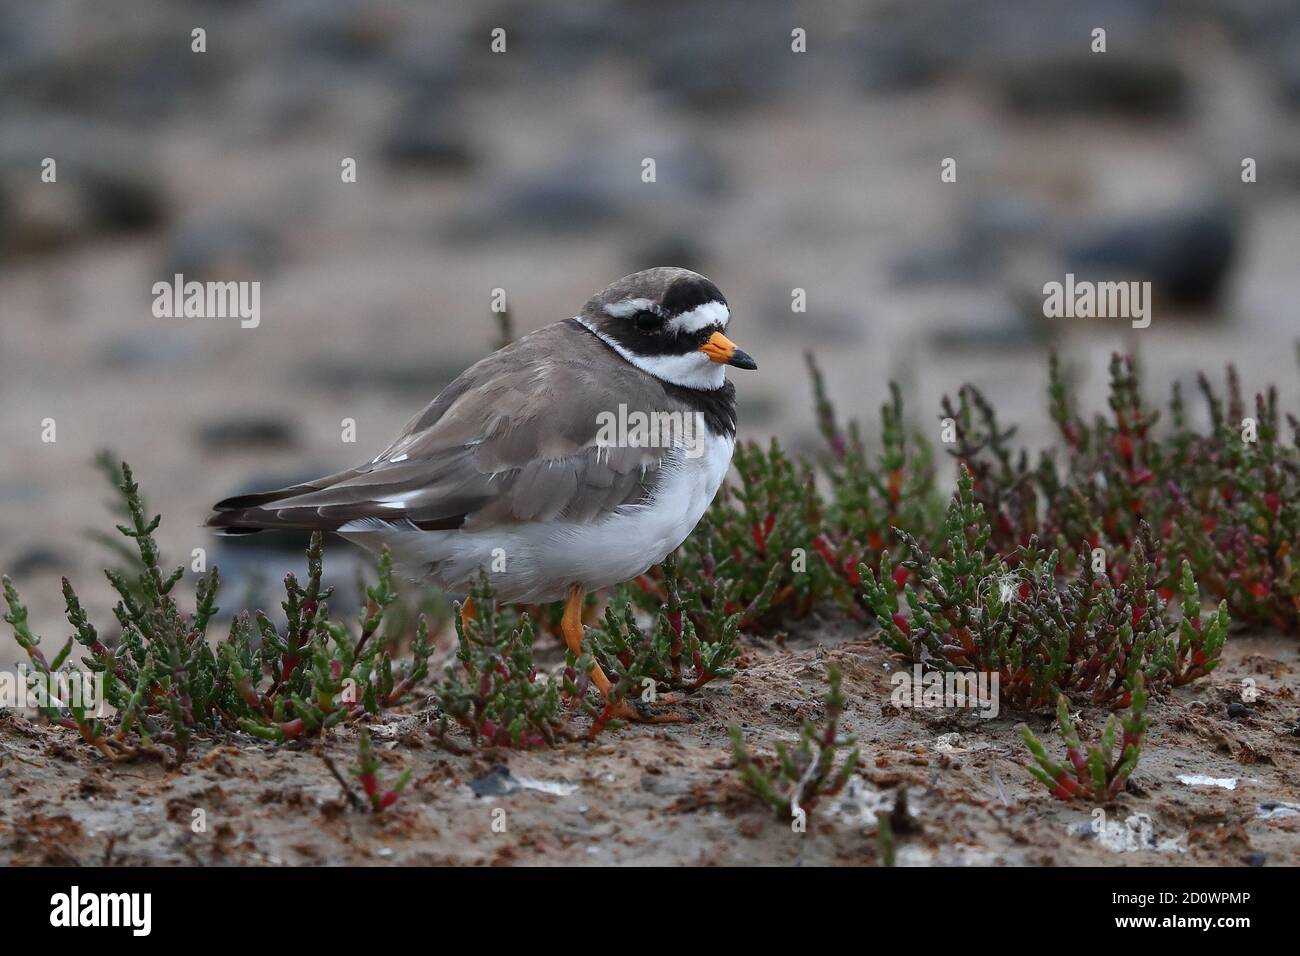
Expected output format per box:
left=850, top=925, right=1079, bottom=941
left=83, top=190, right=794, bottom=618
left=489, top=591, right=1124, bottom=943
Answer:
left=2, top=616, right=1295, bottom=867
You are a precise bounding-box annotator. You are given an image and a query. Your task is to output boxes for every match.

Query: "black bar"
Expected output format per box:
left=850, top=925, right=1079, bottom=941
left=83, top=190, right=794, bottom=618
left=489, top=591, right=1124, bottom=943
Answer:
left=4, top=865, right=1279, bottom=941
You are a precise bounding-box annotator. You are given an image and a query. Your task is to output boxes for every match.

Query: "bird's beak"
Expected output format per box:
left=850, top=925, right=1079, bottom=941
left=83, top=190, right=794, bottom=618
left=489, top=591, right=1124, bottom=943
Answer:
left=700, top=330, right=758, bottom=370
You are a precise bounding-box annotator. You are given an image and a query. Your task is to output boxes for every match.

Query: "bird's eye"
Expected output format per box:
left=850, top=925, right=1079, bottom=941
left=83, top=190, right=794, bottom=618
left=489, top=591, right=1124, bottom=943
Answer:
left=634, top=311, right=662, bottom=332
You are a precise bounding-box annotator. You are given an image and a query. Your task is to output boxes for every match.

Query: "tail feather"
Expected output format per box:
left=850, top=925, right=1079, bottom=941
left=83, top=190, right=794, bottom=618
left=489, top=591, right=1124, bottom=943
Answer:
left=206, top=467, right=363, bottom=534
left=205, top=504, right=353, bottom=535
left=205, top=465, right=468, bottom=535
left=211, top=490, right=301, bottom=511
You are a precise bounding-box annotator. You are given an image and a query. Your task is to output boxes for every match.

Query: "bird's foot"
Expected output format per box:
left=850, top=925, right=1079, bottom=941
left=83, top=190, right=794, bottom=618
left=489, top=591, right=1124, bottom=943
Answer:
left=613, top=697, right=690, bottom=724
left=586, top=697, right=690, bottom=737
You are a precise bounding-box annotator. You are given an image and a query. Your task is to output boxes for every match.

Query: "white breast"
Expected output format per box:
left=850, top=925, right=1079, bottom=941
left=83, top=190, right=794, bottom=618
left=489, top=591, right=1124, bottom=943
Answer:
left=346, top=432, right=736, bottom=604
left=535, top=431, right=735, bottom=600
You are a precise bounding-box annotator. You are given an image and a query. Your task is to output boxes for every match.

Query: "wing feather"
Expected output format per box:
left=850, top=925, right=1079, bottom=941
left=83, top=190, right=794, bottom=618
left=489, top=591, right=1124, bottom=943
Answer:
left=206, top=321, right=679, bottom=534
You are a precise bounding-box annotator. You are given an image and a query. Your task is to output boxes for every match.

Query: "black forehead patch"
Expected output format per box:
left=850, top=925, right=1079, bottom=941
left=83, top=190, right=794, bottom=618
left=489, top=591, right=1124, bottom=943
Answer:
left=660, top=276, right=726, bottom=316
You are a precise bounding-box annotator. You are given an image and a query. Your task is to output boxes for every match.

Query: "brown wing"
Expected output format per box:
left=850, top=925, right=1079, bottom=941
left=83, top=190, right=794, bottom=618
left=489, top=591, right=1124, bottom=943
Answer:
left=206, top=321, right=674, bottom=534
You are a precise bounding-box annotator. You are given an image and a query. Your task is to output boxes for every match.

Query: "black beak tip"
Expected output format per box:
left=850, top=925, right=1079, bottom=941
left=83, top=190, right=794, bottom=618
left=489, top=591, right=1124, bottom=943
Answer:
left=729, top=349, right=758, bottom=371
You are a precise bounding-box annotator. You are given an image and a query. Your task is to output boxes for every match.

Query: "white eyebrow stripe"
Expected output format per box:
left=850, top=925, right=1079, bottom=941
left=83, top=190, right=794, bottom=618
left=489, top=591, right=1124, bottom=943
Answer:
left=603, top=297, right=659, bottom=318
left=668, top=300, right=729, bottom=334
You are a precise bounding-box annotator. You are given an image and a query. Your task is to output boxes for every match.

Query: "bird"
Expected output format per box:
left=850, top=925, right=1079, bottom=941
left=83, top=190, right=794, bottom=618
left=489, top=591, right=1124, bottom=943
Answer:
left=206, top=267, right=756, bottom=719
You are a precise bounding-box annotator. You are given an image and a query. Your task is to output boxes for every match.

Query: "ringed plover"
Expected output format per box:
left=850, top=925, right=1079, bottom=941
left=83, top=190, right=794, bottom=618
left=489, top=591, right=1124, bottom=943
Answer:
left=207, top=267, right=756, bottom=716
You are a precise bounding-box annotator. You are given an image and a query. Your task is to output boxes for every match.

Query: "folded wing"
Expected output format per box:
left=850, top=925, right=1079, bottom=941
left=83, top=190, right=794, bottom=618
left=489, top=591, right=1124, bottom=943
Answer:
left=206, top=322, right=671, bottom=535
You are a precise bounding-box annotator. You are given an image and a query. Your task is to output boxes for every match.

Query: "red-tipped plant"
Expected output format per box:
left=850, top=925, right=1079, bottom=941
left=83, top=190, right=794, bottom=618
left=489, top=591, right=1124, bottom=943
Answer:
left=729, top=666, right=859, bottom=821
left=351, top=728, right=411, bottom=813
left=431, top=576, right=569, bottom=750
left=2, top=460, right=435, bottom=764
left=862, top=465, right=1221, bottom=712
left=1022, top=674, right=1149, bottom=802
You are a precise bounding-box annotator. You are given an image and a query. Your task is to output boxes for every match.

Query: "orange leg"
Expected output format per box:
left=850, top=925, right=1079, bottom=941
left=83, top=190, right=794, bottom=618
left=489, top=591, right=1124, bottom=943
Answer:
left=561, top=586, right=638, bottom=719
left=561, top=586, right=687, bottom=725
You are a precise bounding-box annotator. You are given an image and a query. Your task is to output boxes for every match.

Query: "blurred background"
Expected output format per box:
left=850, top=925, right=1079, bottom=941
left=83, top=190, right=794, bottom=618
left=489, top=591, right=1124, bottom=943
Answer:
left=3, top=0, right=1300, bottom=654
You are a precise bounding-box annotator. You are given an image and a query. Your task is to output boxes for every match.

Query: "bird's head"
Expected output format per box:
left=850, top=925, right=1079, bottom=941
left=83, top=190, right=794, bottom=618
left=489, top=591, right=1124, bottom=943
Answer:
left=577, top=267, right=756, bottom=390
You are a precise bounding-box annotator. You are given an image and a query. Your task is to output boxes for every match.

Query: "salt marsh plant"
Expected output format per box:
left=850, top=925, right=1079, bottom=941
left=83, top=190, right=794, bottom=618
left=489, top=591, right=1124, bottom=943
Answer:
left=1022, top=674, right=1149, bottom=802
left=862, top=466, right=1226, bottom=713
left=3, top=462, right=431, bottom=764
left=730, top=666, right=859, bottom=821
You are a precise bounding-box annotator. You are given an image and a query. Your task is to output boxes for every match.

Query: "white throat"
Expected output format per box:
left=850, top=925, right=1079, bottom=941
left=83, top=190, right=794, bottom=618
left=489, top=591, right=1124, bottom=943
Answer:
left=578, top=317, right=726, bottom=390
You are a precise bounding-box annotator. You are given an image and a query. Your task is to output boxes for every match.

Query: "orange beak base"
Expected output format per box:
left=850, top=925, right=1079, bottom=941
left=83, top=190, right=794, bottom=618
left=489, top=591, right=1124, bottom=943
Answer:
left=700, top=330, right=757, bottom=370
